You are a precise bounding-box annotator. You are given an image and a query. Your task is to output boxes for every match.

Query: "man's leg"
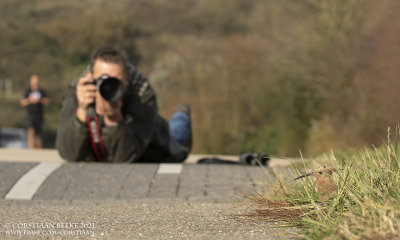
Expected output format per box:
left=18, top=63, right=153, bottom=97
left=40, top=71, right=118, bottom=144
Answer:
left=27, top=128, right=35, bottom=149
left=33, top=118, right=43, bottom=149
left=34, top=132, right=43, bottom=149
left=169, top=104, right=192, bottom=149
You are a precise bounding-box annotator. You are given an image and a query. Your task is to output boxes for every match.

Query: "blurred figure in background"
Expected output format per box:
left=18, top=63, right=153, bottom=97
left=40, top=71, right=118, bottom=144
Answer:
left=20, top=74, right=50, bottom=148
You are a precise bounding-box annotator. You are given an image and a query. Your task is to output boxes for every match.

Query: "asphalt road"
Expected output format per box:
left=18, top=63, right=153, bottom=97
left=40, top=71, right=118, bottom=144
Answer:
left=0, top=200, right=299, bottom=239
left=0, top=154, right=299, bottom=239
left=0, top=162, right=283, bottom=200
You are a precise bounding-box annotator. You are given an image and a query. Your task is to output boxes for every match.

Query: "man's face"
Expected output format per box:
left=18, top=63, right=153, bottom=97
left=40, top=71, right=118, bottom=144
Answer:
left=92, top=60, right=127, bottom=117
left=30, top=75, right=39, bottom=91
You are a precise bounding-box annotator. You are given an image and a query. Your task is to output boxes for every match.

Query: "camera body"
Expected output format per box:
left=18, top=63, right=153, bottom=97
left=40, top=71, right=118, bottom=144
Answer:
left=86, top=74, right=123, bottom=102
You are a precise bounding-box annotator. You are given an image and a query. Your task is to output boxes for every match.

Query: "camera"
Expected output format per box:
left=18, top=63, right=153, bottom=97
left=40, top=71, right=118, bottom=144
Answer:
left=86, top=74, right=123, bottom=102
left=239, top=152, right=270, bottom=166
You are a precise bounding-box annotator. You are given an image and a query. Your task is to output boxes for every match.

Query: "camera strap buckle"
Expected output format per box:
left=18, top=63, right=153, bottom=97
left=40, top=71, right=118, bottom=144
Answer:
left=86, top=106, right=108, bottom=162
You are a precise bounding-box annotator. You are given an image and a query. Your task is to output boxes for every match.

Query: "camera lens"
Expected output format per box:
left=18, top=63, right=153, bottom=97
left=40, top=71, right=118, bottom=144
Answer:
left=96, top=75, right=123, bottom=102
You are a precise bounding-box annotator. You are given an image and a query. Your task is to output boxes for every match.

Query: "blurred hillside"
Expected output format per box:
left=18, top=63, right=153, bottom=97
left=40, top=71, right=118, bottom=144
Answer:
left=0, top=0, right=399, bottom=156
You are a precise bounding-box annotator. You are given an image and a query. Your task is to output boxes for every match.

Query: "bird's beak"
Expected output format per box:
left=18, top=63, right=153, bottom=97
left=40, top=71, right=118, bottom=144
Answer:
left=294, top=172, right=314, bottom=180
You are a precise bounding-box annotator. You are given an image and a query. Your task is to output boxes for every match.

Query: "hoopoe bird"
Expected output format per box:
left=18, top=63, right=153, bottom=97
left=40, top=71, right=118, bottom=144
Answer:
left=294, top=166, right=338, bottom=196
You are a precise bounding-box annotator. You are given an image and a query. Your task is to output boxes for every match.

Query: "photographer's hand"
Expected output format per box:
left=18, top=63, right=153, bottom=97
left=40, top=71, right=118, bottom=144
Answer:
left=76, top=72, right=96, bottom=123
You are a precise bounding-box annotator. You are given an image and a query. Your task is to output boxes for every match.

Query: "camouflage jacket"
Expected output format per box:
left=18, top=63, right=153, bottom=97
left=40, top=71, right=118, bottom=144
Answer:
left=56, top=65, right=189, bottom=163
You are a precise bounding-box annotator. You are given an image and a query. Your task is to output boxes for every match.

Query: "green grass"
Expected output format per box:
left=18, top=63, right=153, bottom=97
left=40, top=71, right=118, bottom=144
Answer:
left=252, top=137, right=400, bottom=239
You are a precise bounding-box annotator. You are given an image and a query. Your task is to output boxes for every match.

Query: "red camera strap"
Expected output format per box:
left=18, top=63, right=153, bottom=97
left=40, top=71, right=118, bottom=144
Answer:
left=86, top=107, right=108, bottom=162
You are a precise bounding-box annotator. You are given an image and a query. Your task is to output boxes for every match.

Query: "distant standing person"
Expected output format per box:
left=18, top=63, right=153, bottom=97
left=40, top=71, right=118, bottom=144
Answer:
left=20, top=74, right=50, bottom=148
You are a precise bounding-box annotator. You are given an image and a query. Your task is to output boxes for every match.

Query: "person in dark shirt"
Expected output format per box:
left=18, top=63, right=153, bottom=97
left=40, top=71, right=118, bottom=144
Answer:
left=20, top=74, right=50, bottom=148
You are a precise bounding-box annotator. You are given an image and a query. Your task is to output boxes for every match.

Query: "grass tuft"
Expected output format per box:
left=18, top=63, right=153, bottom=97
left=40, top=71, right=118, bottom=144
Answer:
left=248, top=140, right=400, bottom=239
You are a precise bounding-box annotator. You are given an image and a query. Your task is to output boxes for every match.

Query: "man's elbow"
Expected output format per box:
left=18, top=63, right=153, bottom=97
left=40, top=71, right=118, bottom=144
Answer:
left=56, top=136, right=79, bottom=162
left=56, top=146, right=77, bottom=162
left=42, top=98, right=50, bottom=105
left=20, top=99, right=27, bottom=107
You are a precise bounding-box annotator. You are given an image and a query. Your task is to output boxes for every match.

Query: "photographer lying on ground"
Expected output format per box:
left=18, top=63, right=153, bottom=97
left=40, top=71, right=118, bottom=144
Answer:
left=56, top=47, right=191, bottom=162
